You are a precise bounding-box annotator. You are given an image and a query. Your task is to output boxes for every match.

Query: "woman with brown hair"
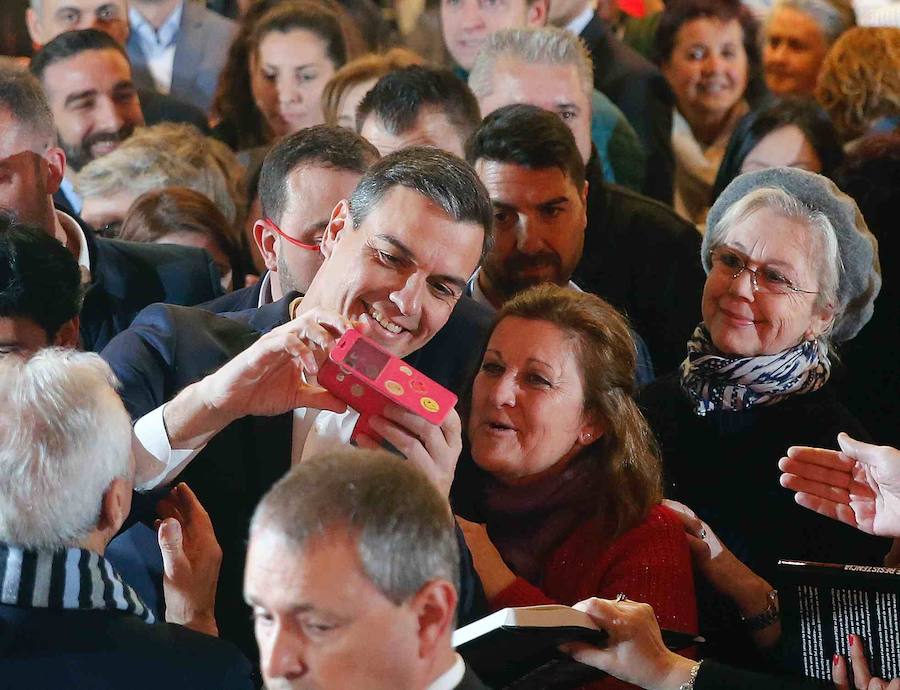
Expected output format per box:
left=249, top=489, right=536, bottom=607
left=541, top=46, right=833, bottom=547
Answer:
left=118, top=187, right=246, bottom=292
left=453, top=284, right=698, bottom=676
left=211, top=0, right=354, bottom=151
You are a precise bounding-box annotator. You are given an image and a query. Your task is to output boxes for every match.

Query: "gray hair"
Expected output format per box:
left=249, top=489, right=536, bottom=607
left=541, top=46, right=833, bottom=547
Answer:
left=250, top=448, right=459, bottom=604
left=468, top=27, right=594, bottom=103
left=0, top=63, right=56, bottom=150
left=0, top=349, right=133, bottom=550
left=74, top=123, right=244, bottom=224
left=705, top=166, right=881, bottom=343
left=769, top=0, right=856, bottom=44
left=707, top=186, right=842, bottom=313
left=348, top=146, right=494, bottom=263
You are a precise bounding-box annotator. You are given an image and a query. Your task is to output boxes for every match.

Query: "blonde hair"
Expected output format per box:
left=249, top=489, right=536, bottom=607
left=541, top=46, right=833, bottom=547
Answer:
left=321, top=47, right=424, bottom=126
left=815, top=27, right=900, bottom=141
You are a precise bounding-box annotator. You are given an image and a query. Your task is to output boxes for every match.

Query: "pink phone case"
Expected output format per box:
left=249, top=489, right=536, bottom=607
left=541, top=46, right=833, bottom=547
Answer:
left=318, top=329, right=458, bottom=441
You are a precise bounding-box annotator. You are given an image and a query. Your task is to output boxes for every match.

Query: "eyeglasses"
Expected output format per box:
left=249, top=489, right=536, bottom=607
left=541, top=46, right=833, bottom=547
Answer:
left=264, top=217, right=321, bottom=251
left=709, top=246, right=818, bottom=295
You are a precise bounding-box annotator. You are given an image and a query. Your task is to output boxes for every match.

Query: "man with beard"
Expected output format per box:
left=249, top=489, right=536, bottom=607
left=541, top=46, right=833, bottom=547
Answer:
left=29, top=28, right=145, bottom=214
left=465, top=103, right=654, bottom=384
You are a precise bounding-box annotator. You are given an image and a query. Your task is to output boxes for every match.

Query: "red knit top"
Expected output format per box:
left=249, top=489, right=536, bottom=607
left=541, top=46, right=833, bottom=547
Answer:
left=489, top=504, right=698, bottom=690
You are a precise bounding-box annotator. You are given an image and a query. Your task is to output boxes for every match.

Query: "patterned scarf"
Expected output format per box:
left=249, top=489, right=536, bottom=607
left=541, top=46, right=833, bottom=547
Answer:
left=0, top=543, right=155, bottom=624
left=680, top=325, right=831, bottom=416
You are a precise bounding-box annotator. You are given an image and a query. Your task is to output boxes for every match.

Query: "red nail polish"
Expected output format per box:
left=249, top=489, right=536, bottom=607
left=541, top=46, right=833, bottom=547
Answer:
left=848, top=635, right=854, bottom=647
left=833, top=654, right=840, bottom=666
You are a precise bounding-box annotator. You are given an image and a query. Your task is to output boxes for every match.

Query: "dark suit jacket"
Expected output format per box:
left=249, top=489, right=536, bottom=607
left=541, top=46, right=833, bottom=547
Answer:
left=138, top=88, right=210, bottom=133
left=101, top=294, right=493, bottom=658
left=696, top=661, right=830, bottom=690
left=580, top=12, right=675, bottom=204
left=79, top=220, right=223, bottom=352
left=198, top=278, right=264, bottom=313
left=575, top=160, right=704, bottom=375
left=128, top=1, right=236, bottom=113
left=0, top=605, right=254, bottom=690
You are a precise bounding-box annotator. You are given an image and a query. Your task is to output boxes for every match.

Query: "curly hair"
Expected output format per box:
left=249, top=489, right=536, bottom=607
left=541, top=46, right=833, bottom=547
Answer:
left=815, top=27, right=900, bottom=142
left=492, top=285, right=663, bottom=540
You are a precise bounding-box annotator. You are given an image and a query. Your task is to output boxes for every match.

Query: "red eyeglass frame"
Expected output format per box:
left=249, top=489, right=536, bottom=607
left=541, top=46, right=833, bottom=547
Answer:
left=264, top=217, right=321, bottom=251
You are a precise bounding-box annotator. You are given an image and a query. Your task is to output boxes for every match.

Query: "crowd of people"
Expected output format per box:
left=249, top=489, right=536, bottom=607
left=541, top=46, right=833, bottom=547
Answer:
left=0, top=0, right=898, bottom=688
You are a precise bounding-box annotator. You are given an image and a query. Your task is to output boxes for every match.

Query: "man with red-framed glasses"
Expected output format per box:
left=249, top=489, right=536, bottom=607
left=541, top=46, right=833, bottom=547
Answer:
left=203, top=126, right=380, bottom=314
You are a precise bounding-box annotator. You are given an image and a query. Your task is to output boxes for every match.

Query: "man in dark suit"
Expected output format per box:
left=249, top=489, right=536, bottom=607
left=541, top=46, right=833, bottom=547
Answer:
left=0, top=348, right=253, bottom=690
left=0, top=64, right=222, bottom=352
left=552, top=0, right=675, bottom=203
left=202, top=125, right=380, bottom=315
left=245, top=447, right=490, bottom=689
left=103, top=147, right=495, bottom=655
left=127, top=0, right=236, bottom=113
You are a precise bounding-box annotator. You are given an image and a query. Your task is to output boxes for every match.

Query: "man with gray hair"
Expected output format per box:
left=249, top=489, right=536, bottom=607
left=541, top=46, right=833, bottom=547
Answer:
left=468, top=25, right=651, bottom=197
left=468, top=27, right=705, bottom=373
left=763, top=0, right=856, bottom=96
left=245, top=447, right=489, bottom=689
left=0, top=348, right=252, bottom=688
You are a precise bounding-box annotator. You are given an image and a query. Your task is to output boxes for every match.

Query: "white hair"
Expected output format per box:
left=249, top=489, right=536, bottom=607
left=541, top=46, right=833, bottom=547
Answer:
left=769, top=0, right=856, bottom=44
left=468, top=27, right=594, bottom=103
left=709, top=186, right=843, bottom=314
left=0, top=349, right=133, bottom=550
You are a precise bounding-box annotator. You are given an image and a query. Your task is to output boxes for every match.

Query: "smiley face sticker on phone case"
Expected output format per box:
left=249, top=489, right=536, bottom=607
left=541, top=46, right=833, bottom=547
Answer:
left=420, top=397, right=440, bottom=413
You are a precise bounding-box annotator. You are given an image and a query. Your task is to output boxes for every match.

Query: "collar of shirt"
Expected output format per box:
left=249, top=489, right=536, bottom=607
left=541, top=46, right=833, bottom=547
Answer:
left=257, top=271, right=274, bottom=308
left=129, top=1, right=184, bottom=57
left=466, top=268, right=581, bottom=311
left=58, top=176, right=83, bottom=216
left=565, top=5, right=596, bottom=37
left=426, top=654, right=466, bottom=690
left=56, top=210, right=92, bottom=282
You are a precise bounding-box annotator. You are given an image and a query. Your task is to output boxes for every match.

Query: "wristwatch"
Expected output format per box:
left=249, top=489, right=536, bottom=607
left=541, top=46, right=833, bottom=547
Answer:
left=741, top=589, right=779, bottom=631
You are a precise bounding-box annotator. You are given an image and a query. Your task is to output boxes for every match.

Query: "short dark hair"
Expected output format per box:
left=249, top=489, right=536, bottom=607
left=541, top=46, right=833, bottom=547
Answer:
left=0, top=62, right=55, bottom=145
left=356, top=66, right=481, bottom=145
left=0, top=213, right=83, bottom=339
left=348, top=146, right=494, bottom=262
left=465, top=103, right=586, bottom=191
left=251, top=448, right=460, bottom=604
left=259, top=124, right=380, bottom=222
left=712, top=97, right=845, bottom=200
left=654, top=0, right=761, bottom=76
left=30, top=28, right=129, bottom=83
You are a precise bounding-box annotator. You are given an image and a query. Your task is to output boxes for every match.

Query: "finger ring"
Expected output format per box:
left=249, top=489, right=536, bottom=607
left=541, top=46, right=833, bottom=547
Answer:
left=699, top=528, right=707, bottom=539
left=615, top=593, right=627, bottom=602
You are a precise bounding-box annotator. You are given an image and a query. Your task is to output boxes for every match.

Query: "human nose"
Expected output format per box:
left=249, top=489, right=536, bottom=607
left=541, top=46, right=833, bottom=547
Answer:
left=278, top=76, right=301, bottom=106
left=487, top=371, right=517, bottom=408
left=390, top=271, right=425, bottom=319
left=727, top=263, right=757, bottom=298
left=514, top=216, right=544, bottom=254
left=460, top=0, right=485, bottom=29
left=95, top=95, right=125, bottom=132
left=261, top=625, right=306, bottom=681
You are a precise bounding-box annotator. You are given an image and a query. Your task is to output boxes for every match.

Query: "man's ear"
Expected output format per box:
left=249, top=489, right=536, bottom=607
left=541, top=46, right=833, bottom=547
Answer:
left=526, top=0, right=549, bottom=27
left=580, top=179, right=589, bottom=208
left=53, top=316, right=81, bottom=349
left=97, top=476, right=133, bottom=540
left=254, top=219, right=279, bottom=272
left=320, top=199, right=351, bottom=260
left=412, top=579, right=458, bottom=660
left=25, top=8, right=44, bottom=46
left=43, top=146, right=66, bottom=194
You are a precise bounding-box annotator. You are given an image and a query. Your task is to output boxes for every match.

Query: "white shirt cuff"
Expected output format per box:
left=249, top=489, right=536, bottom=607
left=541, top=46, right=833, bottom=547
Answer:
left=133, top=404, right=206, bottom=491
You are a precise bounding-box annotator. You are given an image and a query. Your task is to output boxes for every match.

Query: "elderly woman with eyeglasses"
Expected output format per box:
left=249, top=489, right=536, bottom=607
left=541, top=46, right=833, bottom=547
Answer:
left=638, top=167, right=890, bottom=659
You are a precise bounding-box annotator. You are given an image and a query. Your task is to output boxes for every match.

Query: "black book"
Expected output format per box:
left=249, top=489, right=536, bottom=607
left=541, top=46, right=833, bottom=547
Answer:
left=453, top=604, right=702, bottom=689
left=777, top=559, right=900, bottom=681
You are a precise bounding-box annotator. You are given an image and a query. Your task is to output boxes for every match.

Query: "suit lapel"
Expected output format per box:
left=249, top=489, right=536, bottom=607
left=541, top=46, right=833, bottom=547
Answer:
left=171, top=1, right=204, bottom=95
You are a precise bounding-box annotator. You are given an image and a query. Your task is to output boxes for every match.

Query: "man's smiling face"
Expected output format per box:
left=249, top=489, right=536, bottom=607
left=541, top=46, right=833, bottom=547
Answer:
left=311, top=185, right=484, bottom=358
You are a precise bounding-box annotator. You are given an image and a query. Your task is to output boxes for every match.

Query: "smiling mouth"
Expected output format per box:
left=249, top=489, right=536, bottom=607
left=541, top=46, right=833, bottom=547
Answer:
left=365, top=304, right=404, bottom=335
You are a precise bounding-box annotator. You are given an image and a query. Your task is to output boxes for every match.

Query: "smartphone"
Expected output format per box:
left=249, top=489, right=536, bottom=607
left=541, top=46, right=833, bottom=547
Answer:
left=318, top=328, right=458, bottom=441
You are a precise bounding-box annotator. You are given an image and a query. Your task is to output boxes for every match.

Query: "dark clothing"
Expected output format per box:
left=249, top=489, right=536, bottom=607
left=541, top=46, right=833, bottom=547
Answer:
left=575, top=163, right=705, bottom=375
left=138, top=88, right=210, bottom=133
left=79, top=220, right=223, bottom=352
left=696, top=660, right=831, bottom=690
left=198, top=279, right=263, bottom=313
left=458, top=665, right=493, bottom=690
left=101, top=294, right=493, bottom=658
left=580, top=12, right=675, bottom=204
left=0, top=606, right=254, bottom=690
left=639, top=374, right=891, bottom=582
